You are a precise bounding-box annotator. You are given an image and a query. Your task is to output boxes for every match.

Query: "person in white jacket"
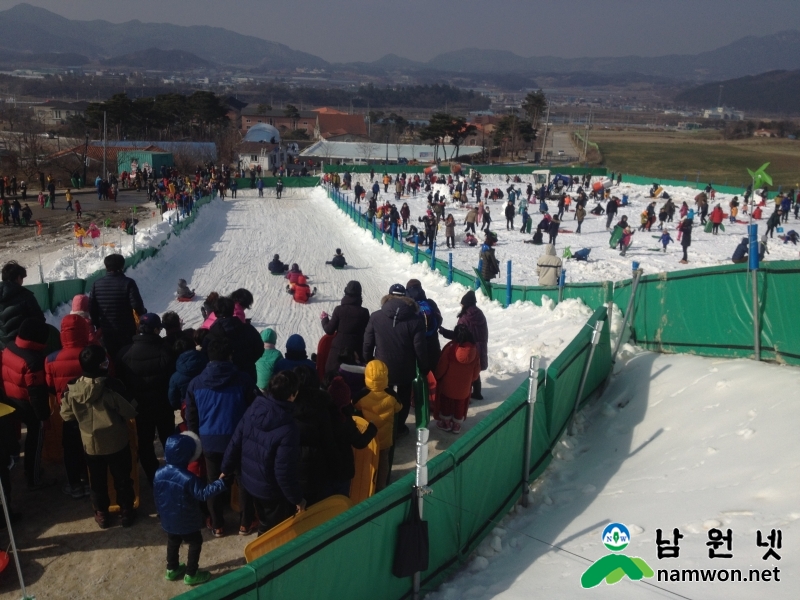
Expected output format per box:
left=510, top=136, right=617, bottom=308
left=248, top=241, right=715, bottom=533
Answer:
left=536, top=244, right=562, bottom=286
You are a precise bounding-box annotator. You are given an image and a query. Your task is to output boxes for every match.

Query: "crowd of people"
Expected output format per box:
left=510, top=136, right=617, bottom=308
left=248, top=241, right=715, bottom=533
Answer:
left=0, top=245, right=490, bottom=586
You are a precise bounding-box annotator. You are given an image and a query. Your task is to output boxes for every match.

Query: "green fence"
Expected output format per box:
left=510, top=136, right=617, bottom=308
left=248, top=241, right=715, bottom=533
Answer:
left=234, top=176, right=320, bottom=189
left=619, top=173, right=773, bottom=198
left=24, top=194, right=216, bottom=314
left=178, top=305, right=611, bottom=600
left=324, top=164, right=607, bottom=177
left=620, top=261, right=800, bottom=365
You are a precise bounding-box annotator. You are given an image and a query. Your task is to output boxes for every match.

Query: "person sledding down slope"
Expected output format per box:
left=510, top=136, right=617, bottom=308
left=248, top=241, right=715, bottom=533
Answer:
left=176, top=279, right=195, bottom=302
left=286, top=275, right=316, bottom=304
left=268, top=254, right=289, bottom=275
left=326, top=249, right=347, bottom=269
left=285, top=263, right=304, bottom=284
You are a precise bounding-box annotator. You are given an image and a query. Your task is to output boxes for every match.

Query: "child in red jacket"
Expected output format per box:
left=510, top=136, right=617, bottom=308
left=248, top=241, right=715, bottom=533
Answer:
left=286, top=275, right=315, bottom=304
left=434, top=325, right=481, bottom=434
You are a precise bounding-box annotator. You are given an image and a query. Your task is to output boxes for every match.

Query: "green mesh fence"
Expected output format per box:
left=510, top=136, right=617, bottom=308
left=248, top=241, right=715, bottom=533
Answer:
left=178, top=305, right=611, bottom=600
left=323, top=165, right=607, bottom=177
left=234, top=176, right=320, bottom=189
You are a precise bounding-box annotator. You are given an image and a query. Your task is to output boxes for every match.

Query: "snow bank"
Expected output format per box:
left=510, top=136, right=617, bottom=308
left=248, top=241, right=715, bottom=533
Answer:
left=426, top=351, right=800, bottom=599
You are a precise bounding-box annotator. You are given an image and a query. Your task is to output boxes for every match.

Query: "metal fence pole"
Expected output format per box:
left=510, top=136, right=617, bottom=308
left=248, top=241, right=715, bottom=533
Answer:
left=568, top=320, right=604, bottom=436
left=430, top=241, right=436, bottom=270
left=412, top=427, right=432, bottom=600
left=0, top=476, right=32, bottom=600
left=749, top=224, right=760, bottom=361
left=612, top=262, right=643, bottom=364
left=506, top=260, right=512, bottom=307
left=448, top=253, right=453, bottom=285
left=414, top=239, right=419, bottom=264
left=521, top=356, right=540, bottom=507
left=475, top=259, right=483, bottom=290
left=557, top=267, right=566, bottom=304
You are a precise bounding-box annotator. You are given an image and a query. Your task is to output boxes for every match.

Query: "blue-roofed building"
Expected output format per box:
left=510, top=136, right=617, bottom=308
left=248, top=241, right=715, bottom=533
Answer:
left=91, top=140, right=217, bottom=161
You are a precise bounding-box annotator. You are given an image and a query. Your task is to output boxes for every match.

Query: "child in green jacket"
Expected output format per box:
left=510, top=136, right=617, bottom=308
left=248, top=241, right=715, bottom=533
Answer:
left=255, top=328, right=283, bottom=391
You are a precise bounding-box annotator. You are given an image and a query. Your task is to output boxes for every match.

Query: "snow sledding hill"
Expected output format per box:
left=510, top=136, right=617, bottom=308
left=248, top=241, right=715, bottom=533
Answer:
left=333, top=175, right=800, bottom=286
left=427, top=351, right=800, bottom=600
left=80, top=188, right=596, bottom=475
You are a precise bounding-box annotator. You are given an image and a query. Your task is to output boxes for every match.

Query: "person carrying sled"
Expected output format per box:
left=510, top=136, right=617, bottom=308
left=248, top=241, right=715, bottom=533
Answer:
left=326, top=249, right=347, bottom=269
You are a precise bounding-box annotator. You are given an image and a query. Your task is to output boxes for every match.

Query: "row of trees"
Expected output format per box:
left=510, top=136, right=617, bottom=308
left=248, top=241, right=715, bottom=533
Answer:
left=72, top=91, right=229, bottom=140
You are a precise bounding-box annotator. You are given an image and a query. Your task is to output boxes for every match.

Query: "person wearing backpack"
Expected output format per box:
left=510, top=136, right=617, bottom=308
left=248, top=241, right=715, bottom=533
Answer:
left=406, top=279, right=443, bottom=370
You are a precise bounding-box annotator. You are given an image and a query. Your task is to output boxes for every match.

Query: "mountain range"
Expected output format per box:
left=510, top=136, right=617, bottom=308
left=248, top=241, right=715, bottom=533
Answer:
left=1, top=3, right=799, bottom=84
left=675, top=70, right=800, bottom=114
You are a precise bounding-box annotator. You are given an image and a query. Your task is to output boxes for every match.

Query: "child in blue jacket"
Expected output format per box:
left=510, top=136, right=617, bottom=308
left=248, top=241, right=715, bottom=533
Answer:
left=154, top=432, right=227, bottom=586
left=660, top=230, right=674, bottom=253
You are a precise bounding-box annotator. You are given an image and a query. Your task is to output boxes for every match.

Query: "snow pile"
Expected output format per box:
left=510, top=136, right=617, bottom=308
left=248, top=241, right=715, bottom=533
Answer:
left=44, top=204, right=214, bottom=282
left=426, top=351, right=800, bottom=599
left=333, top=174, right=800, bottom=286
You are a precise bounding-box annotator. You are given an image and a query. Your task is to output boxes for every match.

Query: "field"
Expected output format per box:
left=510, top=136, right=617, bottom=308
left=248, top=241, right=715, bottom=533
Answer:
left=588, top=130, right=800, bottom=189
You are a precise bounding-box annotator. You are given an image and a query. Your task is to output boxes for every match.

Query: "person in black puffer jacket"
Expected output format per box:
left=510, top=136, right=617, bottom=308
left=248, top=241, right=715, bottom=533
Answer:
left=320, top=280, right=370, bottom=377
left=291, top=366, right=341, bottom=505
left=207, top=296, right=263, bottom=382
left=89, top=254, right=146, bottom=360
left=115, top=313, right=176, bottom=486
left=0, top=261, right=45, bottom=350
left=221, top=371, right=305, bottom=535
left=363, top=283, right=427, bottom=433
left=405, top=279, right=442, bottom=371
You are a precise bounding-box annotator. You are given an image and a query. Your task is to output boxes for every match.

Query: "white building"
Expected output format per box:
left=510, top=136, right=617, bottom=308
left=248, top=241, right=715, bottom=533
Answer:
left=702, top=106, right=745, bottom=121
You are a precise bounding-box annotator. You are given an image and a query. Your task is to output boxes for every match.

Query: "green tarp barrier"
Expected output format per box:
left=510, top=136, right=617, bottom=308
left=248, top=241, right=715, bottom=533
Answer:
left=324, top=164, right=608, bottom=177
left=178, top=305, right=612, bottom=600
left=48, top=278, right=86, bottom=310
left=24, top=283, right=50, bottom=313
left=235, top=176, right=320, bottom=189
left=626, top=261, right=800, bottom=365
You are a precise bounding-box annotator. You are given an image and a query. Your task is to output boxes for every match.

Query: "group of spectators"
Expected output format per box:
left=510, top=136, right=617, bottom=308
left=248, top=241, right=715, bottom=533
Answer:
left=0, top=251, right=491, bottom=586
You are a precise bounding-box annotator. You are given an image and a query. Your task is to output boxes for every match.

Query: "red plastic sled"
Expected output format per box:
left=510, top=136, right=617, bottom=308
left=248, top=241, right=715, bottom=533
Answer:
left=558, top=229, right=574, bottom=234
left=177, top=295, right=195, bottom=302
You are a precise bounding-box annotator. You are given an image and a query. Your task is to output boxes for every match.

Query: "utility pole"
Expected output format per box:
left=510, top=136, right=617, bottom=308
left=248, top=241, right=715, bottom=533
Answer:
left=82, top=130, right=89, bottom=188
left=539, top=103, right=551, bottom=163
left=102, top=111, right=107, bottom=181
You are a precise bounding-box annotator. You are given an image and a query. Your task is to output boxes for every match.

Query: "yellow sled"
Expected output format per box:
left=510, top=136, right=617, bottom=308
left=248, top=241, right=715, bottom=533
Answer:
left=349, top=416, right=379, bottom=505
left=244, top=495, right=353, bottom=563
left=651, top=186, right=663, bottom=198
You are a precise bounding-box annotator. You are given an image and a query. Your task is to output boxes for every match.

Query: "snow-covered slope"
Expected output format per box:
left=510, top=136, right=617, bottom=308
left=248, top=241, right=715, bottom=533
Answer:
left=89, top=188, right=596, bottom=474
left=427, top=351, right=800, bottom=599
left=333, top=175, right=800, bottom=286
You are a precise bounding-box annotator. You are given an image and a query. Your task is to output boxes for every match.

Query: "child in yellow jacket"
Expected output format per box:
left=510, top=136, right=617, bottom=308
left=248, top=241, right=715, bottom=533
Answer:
left=355, top=360, right=401, bottom=491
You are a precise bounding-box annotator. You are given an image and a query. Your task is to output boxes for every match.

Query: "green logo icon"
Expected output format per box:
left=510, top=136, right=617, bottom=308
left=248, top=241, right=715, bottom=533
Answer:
left=581, top=523, right=654, bottom=589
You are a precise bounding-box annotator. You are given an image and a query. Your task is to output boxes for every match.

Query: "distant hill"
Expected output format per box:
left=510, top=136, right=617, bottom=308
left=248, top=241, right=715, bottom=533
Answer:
left=102, top=48, right=211, bottom=71
left=675, top=70, right=800, bottom=114
left=0, top=50, right=88, bottom=66
left=341, top=30, right=800, bottom=83
left=0, top=3, right=328, bottom=69
left=0, top=4, right=798, bottom=85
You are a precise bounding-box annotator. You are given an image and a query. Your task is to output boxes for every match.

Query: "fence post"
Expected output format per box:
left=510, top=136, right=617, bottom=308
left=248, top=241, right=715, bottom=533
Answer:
left=414, top=239, right=419, bottom=264
left=557, top=267, right=566, bottom=304
left=372, top=218, right=377, bottom=239
left=567, top=320, right=604, bottom=436
left=612, top=262, right=643, bottom=364
left=358, top=206, right=362, bottom=227
left=521, top=356, right=540, bottom=507
left=448, top=253, right=453, bottom=285
left=430, top=241, right=436, bottom=270
left=412, top=427, right=432, bottom=600
left=506, top=260, right=512, bottom=307
left=475, top=259, right=483, bottom=290
left=749, top=224, right=760, bottom=361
